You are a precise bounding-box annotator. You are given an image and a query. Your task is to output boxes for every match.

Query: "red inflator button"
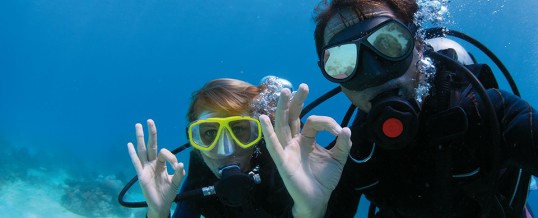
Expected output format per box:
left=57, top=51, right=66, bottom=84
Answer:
left=382, top=118, right=403, bottom=138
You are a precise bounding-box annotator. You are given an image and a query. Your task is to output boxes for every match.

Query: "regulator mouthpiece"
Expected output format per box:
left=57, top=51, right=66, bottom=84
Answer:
left=214, top=165, right=261, bottom=207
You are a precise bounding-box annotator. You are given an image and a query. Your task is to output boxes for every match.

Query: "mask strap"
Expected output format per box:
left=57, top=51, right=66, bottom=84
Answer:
left=336, top=10, right=350, bottom=28
left=353, top=7, right=366, bottom=21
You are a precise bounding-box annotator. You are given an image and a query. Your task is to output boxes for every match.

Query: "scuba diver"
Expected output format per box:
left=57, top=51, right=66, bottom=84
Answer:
left=259, top=0, right=538, bottom=217
left=125, top=77, right=294, bottom=217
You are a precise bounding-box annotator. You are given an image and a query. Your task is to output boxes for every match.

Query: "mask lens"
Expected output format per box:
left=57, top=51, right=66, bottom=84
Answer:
left=367, top=21, right=412, bottom=58
left=229, top=119, right=261, bottom=148
left=323, top=43, right=358, bottom=80
left=190, top=121, right=221, bottom=150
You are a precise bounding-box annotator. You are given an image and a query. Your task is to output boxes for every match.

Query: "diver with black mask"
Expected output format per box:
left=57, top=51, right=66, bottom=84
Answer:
left=125, top=77, right=294, bottom=218
left=258, top=0, right=538, bottom=217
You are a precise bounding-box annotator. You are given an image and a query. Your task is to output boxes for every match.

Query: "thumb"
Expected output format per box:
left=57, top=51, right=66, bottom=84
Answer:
left=172, top=162, right=185, bottom=189
left=330, top=127, right=352, bottom=165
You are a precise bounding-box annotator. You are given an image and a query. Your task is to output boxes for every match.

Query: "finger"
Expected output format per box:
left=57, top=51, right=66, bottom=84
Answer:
left=171, top=162, right=185, bottom=189
left=301, top=115, right=342, bottom=149
left=135, top=123, right=148, bottom=164
left=289, top=83, right=309, bottom=137
left=274, top=89, right=292, bottom=146
left=127, top=142, right=143, bottom=175
left=330, top=127, right=352, bottom=165
left=156, top=149, right=171, bottom=172
left=259, top=115, right=286, bottom=167
left=158, top=148, right=184, bottom=188
left=147, top=119, right=158, bottom=161
left=157, top=148, right=177, bottom=167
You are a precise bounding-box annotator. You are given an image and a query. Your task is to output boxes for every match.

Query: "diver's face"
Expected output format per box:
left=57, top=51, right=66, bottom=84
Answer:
left=196, top=111, right=255, bottom=178
left=341, top=47, right=420, bottom=112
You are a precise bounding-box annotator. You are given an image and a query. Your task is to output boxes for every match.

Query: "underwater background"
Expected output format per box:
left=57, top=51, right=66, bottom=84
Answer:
left=0, top=0, right=536, bottom=217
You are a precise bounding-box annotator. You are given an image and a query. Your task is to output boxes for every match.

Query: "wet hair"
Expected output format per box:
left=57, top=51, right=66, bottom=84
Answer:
left=313, top=0, right=418, bottom=57
left=187, top=78, right=261, bottom=122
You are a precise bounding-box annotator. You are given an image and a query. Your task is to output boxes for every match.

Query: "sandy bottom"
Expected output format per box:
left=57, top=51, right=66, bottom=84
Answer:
left=0, top=168, right=146, bottom=218
left=0, top=180, right=85, bottom=218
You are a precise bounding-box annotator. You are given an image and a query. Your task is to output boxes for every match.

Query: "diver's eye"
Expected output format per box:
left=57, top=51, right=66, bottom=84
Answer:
left=230, top=120, right=251, bottom=140
left=231, top=126, right=246, bottom=135
left=204, top=129, right=218, bottom=138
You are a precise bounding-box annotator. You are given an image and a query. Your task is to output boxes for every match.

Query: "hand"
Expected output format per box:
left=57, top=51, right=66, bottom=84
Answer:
left=127, top=119, right=185, bottom=218
left=259, top=84, right=352, bottom=218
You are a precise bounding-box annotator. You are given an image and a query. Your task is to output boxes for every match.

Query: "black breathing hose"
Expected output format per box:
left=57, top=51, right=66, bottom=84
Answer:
left=300, top=86, right=342, bottom=118
left=424, top=28, right=520, bottom=97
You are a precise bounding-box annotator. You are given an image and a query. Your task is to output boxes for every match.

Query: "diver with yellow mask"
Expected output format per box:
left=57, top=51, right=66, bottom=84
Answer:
left=123, top=77, right=295, bottom=218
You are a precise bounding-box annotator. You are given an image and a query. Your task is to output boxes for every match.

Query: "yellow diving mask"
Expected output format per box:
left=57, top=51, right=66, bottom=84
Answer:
left=188, top=116, right=262, bottom=152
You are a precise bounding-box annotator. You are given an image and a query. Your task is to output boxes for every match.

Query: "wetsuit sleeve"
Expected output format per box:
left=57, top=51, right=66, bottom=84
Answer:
left=479, top=89, right=538, bottom=176
left=493, top=89, right=538, bottom=175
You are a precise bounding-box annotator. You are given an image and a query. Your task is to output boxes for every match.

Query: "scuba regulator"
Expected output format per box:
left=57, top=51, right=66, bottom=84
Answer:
left=367, top=90, right=420, bottom=150
left=197, top=165, right=261, bottom=207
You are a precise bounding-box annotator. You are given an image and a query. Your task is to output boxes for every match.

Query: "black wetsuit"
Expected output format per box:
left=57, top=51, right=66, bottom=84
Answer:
left=326, top=61, right=538, bottom=217
left=172, top=146, right=293, bottom=218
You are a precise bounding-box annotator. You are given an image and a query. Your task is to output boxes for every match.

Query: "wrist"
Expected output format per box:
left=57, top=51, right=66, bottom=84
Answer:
left=292, top=202, right=327, bottom=218
left=147, top=208, right=170, bottom=218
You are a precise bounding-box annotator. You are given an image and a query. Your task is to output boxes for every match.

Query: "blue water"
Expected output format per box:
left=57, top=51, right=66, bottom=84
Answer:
left=0, top=0, right=536, bottom=217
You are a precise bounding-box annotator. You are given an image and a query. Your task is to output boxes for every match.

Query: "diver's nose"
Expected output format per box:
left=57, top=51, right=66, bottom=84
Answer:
left=216, top=130, right=235, bottom=156
left=342, top=47, right=387, bottom=91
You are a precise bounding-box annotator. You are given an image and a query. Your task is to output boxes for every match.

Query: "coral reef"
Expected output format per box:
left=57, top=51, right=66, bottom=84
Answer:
left=61, top=174, right=130, bottom=217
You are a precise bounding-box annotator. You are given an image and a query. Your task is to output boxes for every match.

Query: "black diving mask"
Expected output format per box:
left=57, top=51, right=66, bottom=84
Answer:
left=319, top=16, right=417, bottom=91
